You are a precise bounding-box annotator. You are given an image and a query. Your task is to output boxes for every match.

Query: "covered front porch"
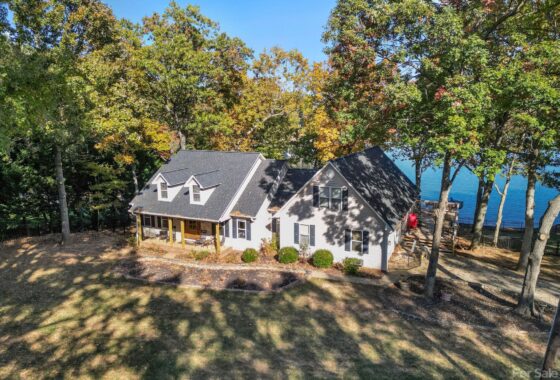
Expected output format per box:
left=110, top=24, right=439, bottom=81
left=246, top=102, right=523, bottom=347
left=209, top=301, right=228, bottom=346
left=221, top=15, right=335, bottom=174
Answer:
left=135, top=213, right=222, bottom=253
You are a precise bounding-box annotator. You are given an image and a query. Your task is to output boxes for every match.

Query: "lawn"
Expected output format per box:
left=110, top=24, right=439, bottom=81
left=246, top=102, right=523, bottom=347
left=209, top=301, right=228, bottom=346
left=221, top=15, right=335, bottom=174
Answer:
left=0, top=232, right=550, bottom=379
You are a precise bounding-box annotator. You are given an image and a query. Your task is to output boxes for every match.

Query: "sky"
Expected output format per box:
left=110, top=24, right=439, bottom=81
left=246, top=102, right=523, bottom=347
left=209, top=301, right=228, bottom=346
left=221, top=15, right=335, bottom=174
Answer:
left=103, top=0, right=336, bottom=63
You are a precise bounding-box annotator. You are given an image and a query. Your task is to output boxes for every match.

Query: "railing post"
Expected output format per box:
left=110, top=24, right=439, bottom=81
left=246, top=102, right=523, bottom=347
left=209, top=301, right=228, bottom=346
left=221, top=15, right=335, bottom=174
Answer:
left=168, top=218, right=173, bottom=244
left=181, top=220, right=185, bottom=249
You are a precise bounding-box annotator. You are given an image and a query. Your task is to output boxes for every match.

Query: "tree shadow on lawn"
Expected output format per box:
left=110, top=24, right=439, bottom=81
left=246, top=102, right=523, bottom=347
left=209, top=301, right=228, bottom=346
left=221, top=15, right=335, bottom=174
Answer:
left=0, top=232, right=548, bottom=379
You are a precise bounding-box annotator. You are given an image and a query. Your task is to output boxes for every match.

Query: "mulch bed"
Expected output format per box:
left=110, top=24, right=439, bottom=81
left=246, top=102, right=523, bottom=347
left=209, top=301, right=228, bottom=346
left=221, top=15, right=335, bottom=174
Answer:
left=115, top=258, right=304, bottom=292
left=382, top=275, right=554, bottom=332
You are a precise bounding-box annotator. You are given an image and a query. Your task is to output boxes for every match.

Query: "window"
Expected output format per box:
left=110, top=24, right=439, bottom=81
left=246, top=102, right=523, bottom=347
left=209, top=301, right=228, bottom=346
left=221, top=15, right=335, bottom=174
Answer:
left=160, top=182, right=168, bottom=199
left=161, top=217, right=169, bottom=229
left=319, top=187, right=330, bottom=208
left=331, top=187, right=342, bottom=210
left=351, top=230, right=363, bottom=253
left=192, top=184, right=201, bottom=203
left=156, top=216, right=162, bottom=228
left=143, top=214, right=152, bottom=227
left=299, top=224, right=310, bottom=246
left=237, top=220, right=246, bottom=239
left=319, top=187, right=343, bottom=210
left=188, top=220, right=197, bottom=231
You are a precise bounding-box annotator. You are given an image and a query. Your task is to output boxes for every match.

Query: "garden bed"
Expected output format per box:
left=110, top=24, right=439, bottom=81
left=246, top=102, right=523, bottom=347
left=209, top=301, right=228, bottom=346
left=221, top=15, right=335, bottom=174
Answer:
left=382, top=275, right=553, bottom=332
left=115, top=258, right=305, bottom=292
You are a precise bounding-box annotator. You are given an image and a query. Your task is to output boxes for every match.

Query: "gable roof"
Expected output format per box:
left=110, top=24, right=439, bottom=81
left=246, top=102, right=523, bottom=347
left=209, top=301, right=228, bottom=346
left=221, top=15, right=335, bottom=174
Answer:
left=330, top=146, right=417, bottom=227
left=130, top=150, right=261, bottom=221
left=269, top=168, right=318, bottom=211
left=231, top=159, right=287, bottom=218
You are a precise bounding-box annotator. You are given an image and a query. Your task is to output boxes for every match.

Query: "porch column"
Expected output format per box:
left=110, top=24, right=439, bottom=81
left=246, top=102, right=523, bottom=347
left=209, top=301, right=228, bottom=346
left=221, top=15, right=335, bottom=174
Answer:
left=136, top=214, right=143, bottom=243
left=180, top=219, right=185, bottom=248
left=214, top=223, right=221, bottom=254
left=168, top=218, right=173, bottom=244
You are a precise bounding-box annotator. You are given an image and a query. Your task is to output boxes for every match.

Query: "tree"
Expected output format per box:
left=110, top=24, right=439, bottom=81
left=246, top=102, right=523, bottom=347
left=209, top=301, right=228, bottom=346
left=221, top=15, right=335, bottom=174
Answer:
left=8, top=0, right=117, bottom=243
left=514, top=40, right=560, bottom=270
left=141, top=2, right=251, bottom=151
left=82, top=20, right=172, bottom=194
left=542, top=297, right=560, bottom=373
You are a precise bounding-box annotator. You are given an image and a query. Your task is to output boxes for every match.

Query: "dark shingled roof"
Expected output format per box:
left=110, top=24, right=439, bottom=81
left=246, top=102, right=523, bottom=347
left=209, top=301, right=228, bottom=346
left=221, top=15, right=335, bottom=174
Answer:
left=269, top=168, right=318, bottom=209
left=130, top=150, right=261, bottom=221
left=330, top=146, right=417, bottom=227
left=231, top=159, right=287, bottom=217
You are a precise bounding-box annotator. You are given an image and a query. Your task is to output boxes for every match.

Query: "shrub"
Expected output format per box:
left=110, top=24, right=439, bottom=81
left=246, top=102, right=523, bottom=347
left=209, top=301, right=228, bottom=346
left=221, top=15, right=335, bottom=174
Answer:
left=278, top=247, right=299, bottom=264
left=342, top=258, right=362, bottom=275
left=242, top=248, right=258, bottom=263
left=312, top=249, right=334, bottom=268
left=260, top=237, right=277, bottom=257
left=127, top=236, right=137, bottom=248
left=194, top=250, right=210, bottom=261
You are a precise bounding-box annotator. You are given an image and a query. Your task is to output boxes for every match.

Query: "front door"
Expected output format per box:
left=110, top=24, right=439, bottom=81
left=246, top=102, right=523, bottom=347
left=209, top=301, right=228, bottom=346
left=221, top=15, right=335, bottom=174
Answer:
left=185, top=220, right=201, bottom=240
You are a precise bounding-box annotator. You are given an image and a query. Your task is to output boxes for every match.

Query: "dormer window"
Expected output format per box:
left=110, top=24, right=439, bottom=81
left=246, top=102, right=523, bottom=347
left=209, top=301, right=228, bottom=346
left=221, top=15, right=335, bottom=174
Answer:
left=192, top=185, right=201, bottom=203
left=160, top=182, right=168, bottom=199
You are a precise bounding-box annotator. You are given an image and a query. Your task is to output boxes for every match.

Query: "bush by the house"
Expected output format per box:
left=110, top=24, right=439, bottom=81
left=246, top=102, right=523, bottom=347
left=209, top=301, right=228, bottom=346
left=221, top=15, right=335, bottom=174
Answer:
left=260, top=237, right=277, bottom=257
left=194, top=250, right=210, bottom=261
left=312, top=249, right=334, bottom=268
left=342, top=258, right=362, bottom=275
left=242, top=248, right=258, bottom=263
left=278, top=247, right=299, bottom=264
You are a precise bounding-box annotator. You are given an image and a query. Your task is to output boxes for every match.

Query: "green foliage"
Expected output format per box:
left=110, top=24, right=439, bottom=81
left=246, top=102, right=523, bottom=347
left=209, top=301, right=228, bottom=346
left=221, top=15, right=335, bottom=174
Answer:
left=278, top=247, right=299, bottom=264
left=312, top=249, right=333, bottom=268
left=242, top=248, right=258, bottom=263
left=342, top=258, right=362, bottom=276
left=193, top=250, right=210, bottom=261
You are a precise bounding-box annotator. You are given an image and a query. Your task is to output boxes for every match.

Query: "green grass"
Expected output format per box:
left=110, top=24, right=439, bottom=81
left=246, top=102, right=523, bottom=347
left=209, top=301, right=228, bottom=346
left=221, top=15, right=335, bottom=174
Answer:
left=0, top=232, right=548, bottom=379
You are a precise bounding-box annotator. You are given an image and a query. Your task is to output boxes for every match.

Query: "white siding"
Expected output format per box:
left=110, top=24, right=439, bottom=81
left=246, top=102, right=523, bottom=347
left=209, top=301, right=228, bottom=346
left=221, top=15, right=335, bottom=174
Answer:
left=275, top=165, right=390, bottom=269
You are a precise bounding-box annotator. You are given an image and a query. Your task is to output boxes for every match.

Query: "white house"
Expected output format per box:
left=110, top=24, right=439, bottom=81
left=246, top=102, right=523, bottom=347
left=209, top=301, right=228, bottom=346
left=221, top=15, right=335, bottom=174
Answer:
left=129, top=147, right=417, bottom=270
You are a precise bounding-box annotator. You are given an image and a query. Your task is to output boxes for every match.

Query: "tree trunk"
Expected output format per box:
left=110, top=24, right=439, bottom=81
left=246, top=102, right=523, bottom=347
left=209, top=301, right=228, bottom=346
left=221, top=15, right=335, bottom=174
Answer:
left=515, top=194, right=560, bottom=316
left=425, top=155, right=452, bottom=298
left=132, top=164, right=139, bottom=194
left=472, top=178, right=483, bottom=233
left=414, top=157, right=422, bottom=198
left=493, top=162, right=514, bottom=246
left=470, top=179, right=494, bottom=250
left=543, top=297, right=560, bottom=372
left=55, top=145, right=71, bottom=243
left=518, top=161, right=537, bottom=271
left=179, top=131, right=186, bottom=150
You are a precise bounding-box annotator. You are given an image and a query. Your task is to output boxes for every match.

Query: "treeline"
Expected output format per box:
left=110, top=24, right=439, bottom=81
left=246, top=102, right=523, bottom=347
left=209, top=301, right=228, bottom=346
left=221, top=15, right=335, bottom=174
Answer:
left=0, top=1, right=559, bottom=310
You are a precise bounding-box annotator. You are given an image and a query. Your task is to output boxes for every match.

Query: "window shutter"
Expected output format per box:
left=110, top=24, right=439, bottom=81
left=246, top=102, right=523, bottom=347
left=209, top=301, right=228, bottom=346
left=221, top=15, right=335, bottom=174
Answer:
left=310, top=225, right=315, bottom=247
left=220, top=222, right=224, bottom=237
left=232, top=218, right=238, bottom=238
left=362, top=231, right=369, bottom=254
left=294, top=223, right=299, bottom=244
left=271, top=218, right=277, bottom=233
left=246, top=220, right=251, bottom=241
left=225, top=220, right=230, bottom=237
left=342, top=187, right=349, bottom=211
left=344, top=229, right=351, bottom=251
left=313, top=186, right=319, bottom=207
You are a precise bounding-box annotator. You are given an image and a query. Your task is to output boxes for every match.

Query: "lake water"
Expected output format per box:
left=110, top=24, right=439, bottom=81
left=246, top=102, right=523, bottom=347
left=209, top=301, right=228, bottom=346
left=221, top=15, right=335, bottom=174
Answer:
left=392, top=157, right=560, bottom=228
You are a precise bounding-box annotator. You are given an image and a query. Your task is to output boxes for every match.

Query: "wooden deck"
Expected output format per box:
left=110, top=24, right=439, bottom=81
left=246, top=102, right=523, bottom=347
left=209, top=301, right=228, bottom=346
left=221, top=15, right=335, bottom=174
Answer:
left=389, top=201, right=460, bottom=271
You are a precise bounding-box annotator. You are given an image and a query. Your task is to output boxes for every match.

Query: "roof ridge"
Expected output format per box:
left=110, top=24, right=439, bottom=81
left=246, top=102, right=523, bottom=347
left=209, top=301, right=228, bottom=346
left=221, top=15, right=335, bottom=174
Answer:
left=330, top=146, right=381, bottom=163
left=178, top=149, right=262, bottom=155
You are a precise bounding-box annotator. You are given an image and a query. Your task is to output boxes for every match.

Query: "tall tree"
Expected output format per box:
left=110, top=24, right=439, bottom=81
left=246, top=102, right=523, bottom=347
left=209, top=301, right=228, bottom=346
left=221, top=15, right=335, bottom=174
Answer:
left=141, top=2, right=251, bottom=151
left=8, top=0, right=117, bottom=243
